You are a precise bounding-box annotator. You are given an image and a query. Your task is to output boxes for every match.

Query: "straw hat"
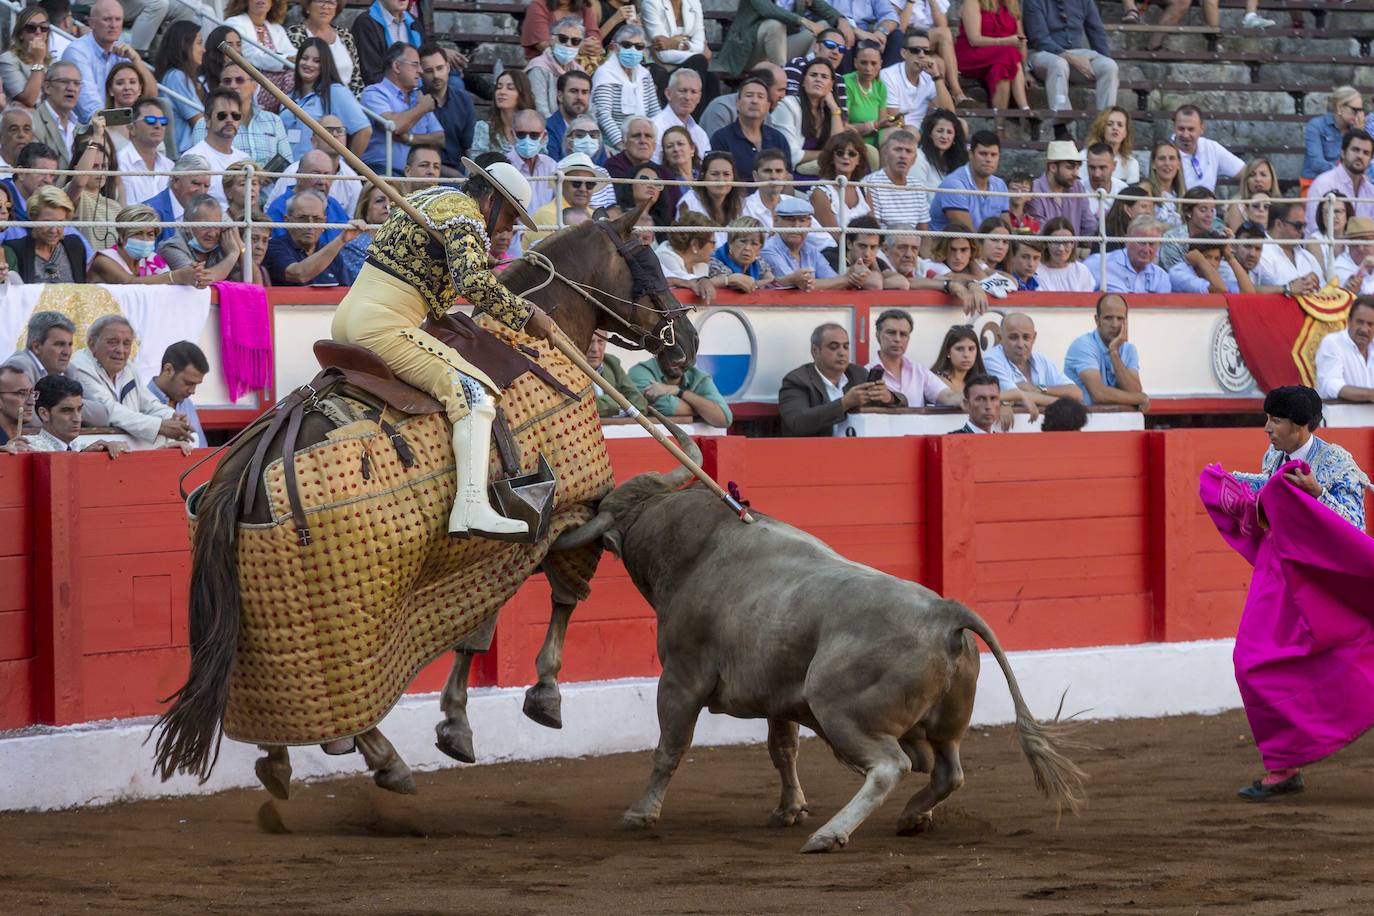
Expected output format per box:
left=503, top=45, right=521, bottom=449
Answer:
left=461, top=156, right=536, bottom=230
left=1045, top=140, right=1081, bottom=162
left=1345, top=216, right=1374, bottom=239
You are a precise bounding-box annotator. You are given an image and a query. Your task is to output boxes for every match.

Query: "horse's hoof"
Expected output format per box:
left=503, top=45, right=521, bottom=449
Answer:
left=374, top=763, right=418, bottom=795
left=254, top=756, right=291, bottom=800
left=800, top=831, right=847, bottom=854
left=256, top=800, right=291, bottom=834
left=321, top=738, right=355, bottom=756
left=522, top=686, right=563, bottom=729
left=767, top=804, right=811, bottom=828
left=434, top=720, right=476, bottom=764
left=620, top=808, right=658, bottom=830
left=896, top=811, right=934, bottom=836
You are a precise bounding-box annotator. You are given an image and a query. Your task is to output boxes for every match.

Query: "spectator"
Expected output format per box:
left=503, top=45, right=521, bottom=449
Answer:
left=1, top=5, right=54, bottom=109
left=779, top=322, right=904, bottom=437
left=526, top=16, right=587, bottom=119
left=984, top=311, right=1081, bottom=409
left=353, top=0, right=428, bottom=87
left=288, top=0, right=366, bottom=96
left=679, top=150, right=742, bottom=246
left=470, top=68, right=534, bottom=158
left=830, top=214, right=895, bottom=288
left=844, top=40, right=888, bottom=146
left=707, top=215, right=775, bottom=292
left=654, top=210, right=716, bottom=301
left=642, top=0, right=720, bottom=112
left=699, top=62, right=787, bottom=139
left=953, top=0, right=1031, bottom=129
left=506, top=109, right=558, bottom=213
left=1081, top=214, right=1171, bottom=293
left=242, top=211, right=273, bottom=287
left=224, top=0, right=296, bottom=84
left=67, top=314, right=193, bottom=446
left=660, top=124, right=699, bottom=191
left=614, top=161, right=676, bottom=234
left=339, top=183, right=389, bottom=284
left=653, top=68, right=711, bottom=157
left=1079, top=106, right=1139, bottom=185
left=1171, top=105, right=1243, bottom=192
left=89, top=203, right=204, bottom=285
left=1023, top=0, right=1116, bottom=137
left=774, top=59, right=843, bottom=172
left=283, top=37, right=371, bottom=160
left=1168, top=229, right=1241, bottom=294
left=977, top=215, right=1015, bottom=277
left=783, top=29, right=852, bottom=104
left=1257, top=201, right=1323, bottom=296
left=1101, top=185, right=1152, bottom=252
left=267, top=150, right=352, bottom=243
left=60, top=0, right=141, bottom=122
left=740, top=147, right=791, bottom=228
left=1040, top=397, right=1087, bottom=431
left=1063, top=293, right=1148, bottom=408
left=65, top=124, right=122, bottom=251
left=760, top=195, right=856, bottom=289
left=880, top=29, right=957, bottom=132
left=926, top=231, right=974, bottom=277
left=1334, top=217, right=1374, bottom=296
left=0, top=363, right=33, bottom=451
left=24, top=374, right=127, bottom=456
left=1224, top=156, right=1277, bottom=232
left=591, top=25, right=662, bottom=152
left=520, top=0, right=602, bottom=63
left=910, top=108, right=967, bottom=209
left=1037, top=216, right=1095, bottom=292
left=828, top=0, right=901, bottom=65
left=868, top=308, right=961, bottom=406
left=158, top=193, right=246, bottom=284
left=199, top=25, right=240, bottom=92
left=416, top=45, right=475, bottom=175
left=587, top=328, right=648, bottom=417
left=183, top=89, right=249, bottom=207
left=709, top=76, right=793, bottom=179
left=403, top=145, right=442, bottom=192
left=222, top=159, right=267, bottom=222
left=265, top=188, right=364, bottom=286
left=1306, top=194, right=1351, bottom=278
left=7, top=310, right=73, bottom=383
left=1144, top=141, right=1185, bottom=226
left=1083, top=140, right=1125, bottom=232
left=147, top=341, right=208, bottom=448
left=859, top=128, right=931, bottom=227
left=1315, top=296, right=1374, bottom=403
left=4, top=185, right=85, bottom=283
left=716, top=0, right=838, bottom=77
left=1305, top=130, right=1374, bottom=234
left=153, top=20, right=206, bottom=156
left=629, top=347, right=732, bottom=428
left=952, top=372, right=1002, bottom=434
left=906, top=0, right=969, bottom=101
left=39, top=0, right=83, bottom=59
left=360, top=47, right=442, bottom=176
left=546, top=70, right=593, bottom=160
left=1007, top=236, right=1042, bottom=290
left=1159, top=187, right=1219, bottom=270
left=1004, top=171, right=1039, bottom=232
left=931, top=324, right=988, bottom=396
left=1027, top=140, right=1097, bottom=238
left=809, top=130, right=873, bottom=243
left=118, top=99, right=174, bottom=206
left=33, top=61, right=81, bottom=167
left=102, top=60, right=157, bottom=154
left=1232, top=219, right=1279, bottom=294
left=0, top=107, right=35, bottom=174
left=882, top=223, right=990, bottom=310
left=145, top=154, right=211, bottom=246
left=1304, top=87, right=1365, bottom=181
left=930, top=129, right=1008, bottom=231
left=527, top=152, right=607, bottom=245
left=271, top=114, right=362, bottom=216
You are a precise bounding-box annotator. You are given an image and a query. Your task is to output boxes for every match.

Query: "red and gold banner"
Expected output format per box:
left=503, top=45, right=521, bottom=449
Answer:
left=1226, top=287, right=1353, bottom=391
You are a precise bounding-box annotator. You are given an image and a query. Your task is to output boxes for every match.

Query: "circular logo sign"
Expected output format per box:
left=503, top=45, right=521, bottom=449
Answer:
left=1210, top=316, right=1256, bottom=394
left=693, top=309, right=757, bottom=400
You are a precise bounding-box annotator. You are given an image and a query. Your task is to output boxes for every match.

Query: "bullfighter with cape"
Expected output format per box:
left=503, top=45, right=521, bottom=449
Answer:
left=1200, top=386, right=1374, bottom=800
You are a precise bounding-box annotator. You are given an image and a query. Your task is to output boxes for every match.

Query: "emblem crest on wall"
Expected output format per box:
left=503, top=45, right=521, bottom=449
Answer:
left=1210, top=316, right=1256, bottom=393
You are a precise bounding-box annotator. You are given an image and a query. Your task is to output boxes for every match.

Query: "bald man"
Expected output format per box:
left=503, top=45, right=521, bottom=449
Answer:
left=61, top=0, right=147, bottom=122
left=266, top=150, right=353, bottom=244
left=983, top=312, right=1083, bottom=409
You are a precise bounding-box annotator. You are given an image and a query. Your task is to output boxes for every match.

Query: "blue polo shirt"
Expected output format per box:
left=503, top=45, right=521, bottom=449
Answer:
left=282, top=84, right=371, bottom=159
left=431, top=75, right=476, bottom=170
left=1080, top=247, right=1172, bottom=294
left=709, top=121, right=793, bottom=185
left=264, top=233, right=347, bottom=286
left=1166, top=258, right=1239, bottom=294
left=759, top=234, right=836, bottom=283
left=266, top=190, right=351, bottom=245
left=983, top=343, right=1072, bottom=392
left=1063, top=329, right=1141, bottom=405
left=360, top=77, right=443, bottom=172
left=929, top=165, right=1010, bottom=231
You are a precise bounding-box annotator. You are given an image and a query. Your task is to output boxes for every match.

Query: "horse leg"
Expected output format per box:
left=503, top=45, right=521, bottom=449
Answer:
left=435, top=649, right=477, bottom=764
left=254, top=745, right=292, bottom=800
left=356, top=727, right=417, bottom=795
left=523, top=596, right=576, bottom=729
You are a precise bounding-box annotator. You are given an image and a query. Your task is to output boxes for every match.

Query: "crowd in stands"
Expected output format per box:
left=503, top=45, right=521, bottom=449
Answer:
left=0, top=0, right=1372, bottom=446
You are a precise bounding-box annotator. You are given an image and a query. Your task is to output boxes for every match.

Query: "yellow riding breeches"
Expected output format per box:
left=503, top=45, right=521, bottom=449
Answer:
left=332, top=263, right=500, bottom=424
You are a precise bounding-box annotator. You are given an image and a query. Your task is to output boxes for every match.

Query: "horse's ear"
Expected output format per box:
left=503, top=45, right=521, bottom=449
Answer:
left=610, top=202, right=649, bottom=241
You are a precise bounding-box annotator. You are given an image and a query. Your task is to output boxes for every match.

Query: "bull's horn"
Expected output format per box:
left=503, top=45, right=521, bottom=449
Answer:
left=550, top=510, right=615, bottom=551
left=647, top=407, right=702, bottom=490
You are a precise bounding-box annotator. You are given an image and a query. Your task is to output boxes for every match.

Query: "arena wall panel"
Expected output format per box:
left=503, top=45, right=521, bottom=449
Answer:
left=0, top=453, right=36, bottom=729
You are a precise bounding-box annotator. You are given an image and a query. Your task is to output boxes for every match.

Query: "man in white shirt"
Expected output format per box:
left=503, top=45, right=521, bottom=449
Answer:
left=66, top=314, right=195, bottom=448
left=652, top=68, right=709, bottom=155
left=879, top=28, right=951, bottom=128
left=982, top=312, right=1083, bottom=408
left=1084, top=142, right=1126, bottom=231
left=1256, top=201, right=1323, bottom=296
left=25, top=374, right=127, bottom=457
left=0, top=106, right=34, bottom=177
left=1315, top=297, right=1374, bottom=403
left=270, top=114, right=362, bottom=217
left=182, top=89, right=248, bottom=208
left=1334, top=216, right=1374, bottom=294
left=741, top=148, right=837, bottom=249
left=118, top=98, right=174, bottom=205
left=1171, top=105, right=1244, bottom=191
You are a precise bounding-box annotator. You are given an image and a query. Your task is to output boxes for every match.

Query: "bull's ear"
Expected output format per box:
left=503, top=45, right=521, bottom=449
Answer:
left=603, top=528, right=624, bottom=557
left=611, top=202, right=648, bottom=240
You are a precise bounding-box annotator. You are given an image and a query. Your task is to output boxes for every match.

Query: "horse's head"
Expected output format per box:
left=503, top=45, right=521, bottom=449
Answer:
left=592, top=204, right=697, bottom=367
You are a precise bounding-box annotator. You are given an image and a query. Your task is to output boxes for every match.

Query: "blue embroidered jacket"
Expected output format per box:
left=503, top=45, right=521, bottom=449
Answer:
left=1233, top=435, right=1371, bottom=530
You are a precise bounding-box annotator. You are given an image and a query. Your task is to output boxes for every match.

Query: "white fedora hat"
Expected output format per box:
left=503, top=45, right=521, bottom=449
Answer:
left=1045, top=140, right=1081, bottom=162
left=461, top=156, right=537, bottom=230
left=554, top=152, right=610, bottom=194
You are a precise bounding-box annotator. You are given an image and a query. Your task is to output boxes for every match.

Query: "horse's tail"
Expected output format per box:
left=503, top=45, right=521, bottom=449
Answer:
left=151, top=472, right=245, bottom=783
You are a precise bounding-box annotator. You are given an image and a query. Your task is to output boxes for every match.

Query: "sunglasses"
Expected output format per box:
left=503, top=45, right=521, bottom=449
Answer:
left=569, top=129, right=600, bottom=139
left=514, top=130, right=543, bottom=140
left=141, top=114, right=169, bottom=126
left=222, top=75, right=249, bottom=85
left=555, top=34, right=583, bottom=46
left=565, top=179, right=596, bottom=189
left=22, top=22, right=50, bottom=34
left=621, top=41, right=646, bottom=51
left=819, top=38, right=847, bottom=53
left=214, top=109, right=243, bottom=121
left=1281, top=218, right=1306, bottom=231
left=905, top=45, right=931, bottom=55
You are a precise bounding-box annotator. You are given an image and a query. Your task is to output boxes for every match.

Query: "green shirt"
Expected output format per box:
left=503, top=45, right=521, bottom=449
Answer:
left=843, top=72, right=888, bottom=146
left=627, top=359, right=734, bottom=428
left=594, top=353, right=649, bottom=418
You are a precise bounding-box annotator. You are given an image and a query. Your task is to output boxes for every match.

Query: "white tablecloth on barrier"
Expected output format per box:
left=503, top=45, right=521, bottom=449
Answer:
left=1322, top=403, right=1374, bottom=428
left=599, top=418, right=724, bottom=438
left=848, top=408, right=1145, bottom=436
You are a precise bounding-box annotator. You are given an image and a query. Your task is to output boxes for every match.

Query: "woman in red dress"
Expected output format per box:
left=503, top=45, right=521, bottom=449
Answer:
left=954, top=0, right=1030, bottom=130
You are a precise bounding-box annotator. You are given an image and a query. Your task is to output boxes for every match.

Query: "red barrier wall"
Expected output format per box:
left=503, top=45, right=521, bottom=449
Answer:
left=2, top=428, right=1372, bottom=731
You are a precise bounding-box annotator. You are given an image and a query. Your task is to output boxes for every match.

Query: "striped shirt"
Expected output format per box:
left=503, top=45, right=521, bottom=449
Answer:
left=860, top=170, right=931, bottom=226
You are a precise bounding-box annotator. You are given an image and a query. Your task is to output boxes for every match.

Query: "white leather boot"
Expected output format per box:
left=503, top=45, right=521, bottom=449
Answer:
left=448, top=400, right=529, bottom=539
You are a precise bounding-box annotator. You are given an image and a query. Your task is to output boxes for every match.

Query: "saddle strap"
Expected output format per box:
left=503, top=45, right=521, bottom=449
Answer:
left=281, top=401, right=310, bottom=546
left=491, top=407, right=521, bottom=477
left=362, top=408, right=416, bottom=469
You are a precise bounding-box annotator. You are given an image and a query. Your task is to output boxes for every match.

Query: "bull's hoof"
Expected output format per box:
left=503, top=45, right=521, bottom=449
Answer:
left=767, top=804, right=812, bottom=828
left=374, top=762, right=418, bottom=795
left=800, top=830, right=847, bottom=853
left=434, top=719, right=476, bottom=764
left=254, top=756, right=291, bottom=800
left=896, top=811, right=934, bottom=836
left=522, top=685, right=563, bottom=729
left=620, top=808, right=659, bottom=830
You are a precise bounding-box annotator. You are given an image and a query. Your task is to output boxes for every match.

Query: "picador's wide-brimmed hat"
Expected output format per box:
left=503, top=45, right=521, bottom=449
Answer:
left=461, top=156, right=537, bottom=231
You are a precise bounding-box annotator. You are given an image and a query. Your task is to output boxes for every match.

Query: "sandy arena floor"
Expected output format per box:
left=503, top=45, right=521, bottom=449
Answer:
left=2, top=710, right=1373, bottom=915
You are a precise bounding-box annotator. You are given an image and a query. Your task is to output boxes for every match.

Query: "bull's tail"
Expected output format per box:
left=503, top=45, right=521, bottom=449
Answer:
left=150, top=475, right=244, bottom=783
left=944, top=600, right=1088, bottom=818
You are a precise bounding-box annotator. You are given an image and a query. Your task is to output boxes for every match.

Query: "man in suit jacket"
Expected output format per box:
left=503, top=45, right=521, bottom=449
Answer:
left=778, top=323, right=905, bottom=437
left=950, top=373, right=1005, bottom=434
left=142, top=153, right=211, bottom=245
left=32, top=61, right=85, bottom=168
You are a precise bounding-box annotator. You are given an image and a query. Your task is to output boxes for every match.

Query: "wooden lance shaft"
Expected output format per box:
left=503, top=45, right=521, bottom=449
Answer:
left=217, top=43, right=754, bottom=524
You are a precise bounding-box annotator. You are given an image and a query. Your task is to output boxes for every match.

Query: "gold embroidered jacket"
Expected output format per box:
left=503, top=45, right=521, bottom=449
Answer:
left=366, top=186, right=533, bottom=329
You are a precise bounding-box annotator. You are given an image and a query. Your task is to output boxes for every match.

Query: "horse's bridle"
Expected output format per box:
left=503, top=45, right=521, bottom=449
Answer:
left=511, top=222, right=692, bottom=352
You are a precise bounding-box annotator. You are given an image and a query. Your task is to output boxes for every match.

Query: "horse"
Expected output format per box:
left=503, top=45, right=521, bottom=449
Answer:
left=152, top=204, right=697, bottom=798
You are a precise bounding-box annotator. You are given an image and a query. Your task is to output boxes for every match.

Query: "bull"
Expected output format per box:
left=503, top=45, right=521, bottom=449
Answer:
left=556, top=423, right=1087, bottom=853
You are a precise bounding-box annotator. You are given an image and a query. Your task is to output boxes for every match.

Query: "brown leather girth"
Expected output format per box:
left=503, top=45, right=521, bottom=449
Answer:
left=422, top=311, right=580, bottom=402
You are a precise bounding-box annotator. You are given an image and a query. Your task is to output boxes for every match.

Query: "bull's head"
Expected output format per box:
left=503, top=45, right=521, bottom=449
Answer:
left=551, top=412, right=702, bottom=556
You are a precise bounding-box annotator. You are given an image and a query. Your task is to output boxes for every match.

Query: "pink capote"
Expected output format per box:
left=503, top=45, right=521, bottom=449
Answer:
left=1200, top=461, right=1374, bottom=770
left=214, top=281, right=272, bottom=401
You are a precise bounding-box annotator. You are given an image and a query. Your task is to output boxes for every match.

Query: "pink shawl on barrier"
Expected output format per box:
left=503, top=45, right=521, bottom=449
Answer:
left=1200, top=462, right=1374, bottom=770
left=215, top=281, right=272, bottom=401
